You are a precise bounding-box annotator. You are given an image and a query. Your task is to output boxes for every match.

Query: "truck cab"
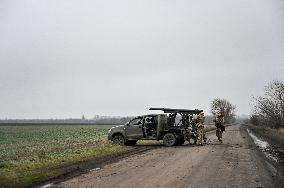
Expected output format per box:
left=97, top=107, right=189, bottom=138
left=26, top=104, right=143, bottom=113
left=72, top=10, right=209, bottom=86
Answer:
left=108, top=114, right=168, bottom=146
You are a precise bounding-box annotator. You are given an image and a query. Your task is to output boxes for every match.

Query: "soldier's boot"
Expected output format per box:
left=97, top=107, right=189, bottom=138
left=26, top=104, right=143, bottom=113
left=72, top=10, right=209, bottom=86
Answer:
left=196, top=137, right=201, bottom=146
left=203, top=132, right=207, bottom=144
left=219, top=132, right=223, bottom=143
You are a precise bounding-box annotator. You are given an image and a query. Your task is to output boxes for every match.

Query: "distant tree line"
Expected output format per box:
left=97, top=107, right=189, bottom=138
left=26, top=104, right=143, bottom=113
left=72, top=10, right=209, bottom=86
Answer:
left=251, top=80, right=284, bottom=128
left=93, top=116, right=133, bottom=125
left=0, top=116, right=133, bottom=125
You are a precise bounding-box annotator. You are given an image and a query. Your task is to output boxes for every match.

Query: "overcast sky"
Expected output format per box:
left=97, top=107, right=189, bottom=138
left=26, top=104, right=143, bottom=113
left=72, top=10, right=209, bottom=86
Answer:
left=0, top=0, right=284, bottom=118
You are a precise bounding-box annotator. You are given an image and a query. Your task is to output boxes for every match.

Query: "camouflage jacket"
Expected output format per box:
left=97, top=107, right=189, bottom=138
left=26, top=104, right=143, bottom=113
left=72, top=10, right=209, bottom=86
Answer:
left=215, top=116, right=224, bottom=127
left=194, top=114, right=204, bottom=128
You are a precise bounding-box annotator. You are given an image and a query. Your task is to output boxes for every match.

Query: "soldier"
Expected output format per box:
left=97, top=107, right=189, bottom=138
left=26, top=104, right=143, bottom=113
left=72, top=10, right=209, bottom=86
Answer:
left=195, top=112, right=205, bottom=145
left=214, top=113, right=225, bottom=143
left=144, top=116, right=155, bottom=137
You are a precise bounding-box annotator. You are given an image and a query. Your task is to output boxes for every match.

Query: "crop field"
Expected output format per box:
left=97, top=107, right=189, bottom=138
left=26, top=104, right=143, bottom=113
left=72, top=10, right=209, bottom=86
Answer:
left=0, top=124, right=113, bottom=162
left=0, top=124, right=129, bottom=188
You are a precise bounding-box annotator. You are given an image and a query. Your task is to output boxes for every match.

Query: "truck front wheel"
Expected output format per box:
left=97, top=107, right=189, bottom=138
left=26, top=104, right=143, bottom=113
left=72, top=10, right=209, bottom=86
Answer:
left=163, top=133, right=177, bottom=146
left=112, top=134, right=125, bottom=145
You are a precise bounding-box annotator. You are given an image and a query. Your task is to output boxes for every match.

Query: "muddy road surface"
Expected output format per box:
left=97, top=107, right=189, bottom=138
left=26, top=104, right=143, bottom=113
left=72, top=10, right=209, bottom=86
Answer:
left=54, top=125, right=281, bottom=188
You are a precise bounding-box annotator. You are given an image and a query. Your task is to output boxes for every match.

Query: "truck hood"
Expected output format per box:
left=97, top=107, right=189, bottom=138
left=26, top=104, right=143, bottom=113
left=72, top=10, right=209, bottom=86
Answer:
left=108, top=124, right=125, bottom=132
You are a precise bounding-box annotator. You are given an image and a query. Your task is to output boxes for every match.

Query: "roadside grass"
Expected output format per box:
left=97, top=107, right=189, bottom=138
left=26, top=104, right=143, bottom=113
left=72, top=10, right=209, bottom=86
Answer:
left=263, top=127, right=284, bottom=144
left=0, top=144, right=130, bottom=188
left=246, top=124, right=284, bottom=146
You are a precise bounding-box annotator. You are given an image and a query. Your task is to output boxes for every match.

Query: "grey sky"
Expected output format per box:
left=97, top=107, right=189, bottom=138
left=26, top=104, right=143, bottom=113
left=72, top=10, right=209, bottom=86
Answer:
left=1, top=0, right=284, bottom=118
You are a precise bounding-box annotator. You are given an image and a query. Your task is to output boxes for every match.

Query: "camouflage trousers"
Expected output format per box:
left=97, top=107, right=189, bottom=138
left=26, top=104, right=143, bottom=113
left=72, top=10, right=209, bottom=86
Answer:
left=216, top=128, right=222, bottom=139
left=216, top=125, right=223, bottom=137
left=196, top=125, right=204, bottom=145
left=216, top=126, right=223, bottom=143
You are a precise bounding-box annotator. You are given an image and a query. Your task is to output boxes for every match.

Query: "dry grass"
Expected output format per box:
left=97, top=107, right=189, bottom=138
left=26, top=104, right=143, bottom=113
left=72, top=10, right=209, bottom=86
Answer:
left=264, top=127, right=284, bottom=143
left=247, top=124, right=284, bottom=146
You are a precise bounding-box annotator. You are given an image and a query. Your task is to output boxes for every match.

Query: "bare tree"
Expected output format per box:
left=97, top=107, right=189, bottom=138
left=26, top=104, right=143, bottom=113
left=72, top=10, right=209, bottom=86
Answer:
left=252, top=80, right=284, bottom=128
left=210, top=98, right=236, bottom=123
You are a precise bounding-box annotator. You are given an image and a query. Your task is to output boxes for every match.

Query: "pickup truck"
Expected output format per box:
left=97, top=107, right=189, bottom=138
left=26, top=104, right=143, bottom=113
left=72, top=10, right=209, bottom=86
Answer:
left=108, top=108, right=203, bottom=146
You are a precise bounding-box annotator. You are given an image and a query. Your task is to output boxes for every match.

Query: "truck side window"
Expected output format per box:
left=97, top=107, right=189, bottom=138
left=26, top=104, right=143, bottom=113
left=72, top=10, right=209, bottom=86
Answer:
left=129, top=118, right=142, bottom=126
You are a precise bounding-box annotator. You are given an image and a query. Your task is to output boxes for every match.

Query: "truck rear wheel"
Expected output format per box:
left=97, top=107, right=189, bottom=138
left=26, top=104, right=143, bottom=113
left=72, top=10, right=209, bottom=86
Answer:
left=163, top=133, right=177, bottom=146
left=112, top=134, right=125, bottom=145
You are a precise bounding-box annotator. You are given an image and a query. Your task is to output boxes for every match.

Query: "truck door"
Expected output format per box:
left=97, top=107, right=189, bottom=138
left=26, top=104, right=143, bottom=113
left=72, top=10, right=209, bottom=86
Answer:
left=125, top=117, right=144, bottom=139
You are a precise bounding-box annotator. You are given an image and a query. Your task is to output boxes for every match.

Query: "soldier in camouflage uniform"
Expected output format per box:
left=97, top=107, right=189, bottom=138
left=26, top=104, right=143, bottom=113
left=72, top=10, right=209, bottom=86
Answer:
left=195, top=112, right=205, bottom=145
left=214, top=113, right=225, bottom=143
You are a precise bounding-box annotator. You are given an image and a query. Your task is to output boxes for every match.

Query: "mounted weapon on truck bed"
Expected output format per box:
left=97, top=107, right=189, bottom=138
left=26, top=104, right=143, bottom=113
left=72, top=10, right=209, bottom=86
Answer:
left=149, top=108, right=203, bottom=127
left=149, top=108, right=203, bottom=114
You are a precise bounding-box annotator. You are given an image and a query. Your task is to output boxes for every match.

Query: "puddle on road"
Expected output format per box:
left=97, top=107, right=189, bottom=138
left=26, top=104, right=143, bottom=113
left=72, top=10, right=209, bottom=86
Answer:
left=247, top=128, right=284, bottom=163
left=90, top=167, right=101, bottom=172
left=40, top=183, right=53, bottom=188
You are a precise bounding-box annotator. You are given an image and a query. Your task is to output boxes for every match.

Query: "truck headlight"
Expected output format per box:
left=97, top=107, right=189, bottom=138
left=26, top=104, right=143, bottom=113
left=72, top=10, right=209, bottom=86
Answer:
left=108, top=128, right=113, bottom=133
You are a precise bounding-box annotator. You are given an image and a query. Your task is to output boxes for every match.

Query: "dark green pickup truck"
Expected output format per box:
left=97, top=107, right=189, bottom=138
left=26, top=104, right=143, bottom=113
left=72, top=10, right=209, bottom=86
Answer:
left=108, top=108, right=203, bottom=146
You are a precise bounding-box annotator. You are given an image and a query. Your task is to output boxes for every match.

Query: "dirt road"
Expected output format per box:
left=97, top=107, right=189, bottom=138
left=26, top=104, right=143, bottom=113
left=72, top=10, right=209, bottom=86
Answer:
left=54, top=125, right=278, bottom=188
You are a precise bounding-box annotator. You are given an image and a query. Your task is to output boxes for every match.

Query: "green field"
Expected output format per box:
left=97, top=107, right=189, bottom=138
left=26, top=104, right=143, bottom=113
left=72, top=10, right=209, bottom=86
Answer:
left=0, top=124, right=129, bottom=188
left=0, top=124, right=113, bottom=162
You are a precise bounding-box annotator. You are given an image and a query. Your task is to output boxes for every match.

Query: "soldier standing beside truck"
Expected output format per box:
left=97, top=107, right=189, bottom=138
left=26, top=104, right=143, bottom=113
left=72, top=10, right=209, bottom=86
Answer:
left=214, top=113, right=225, bottom=143
left=195, top=112, right=205, bottom=145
